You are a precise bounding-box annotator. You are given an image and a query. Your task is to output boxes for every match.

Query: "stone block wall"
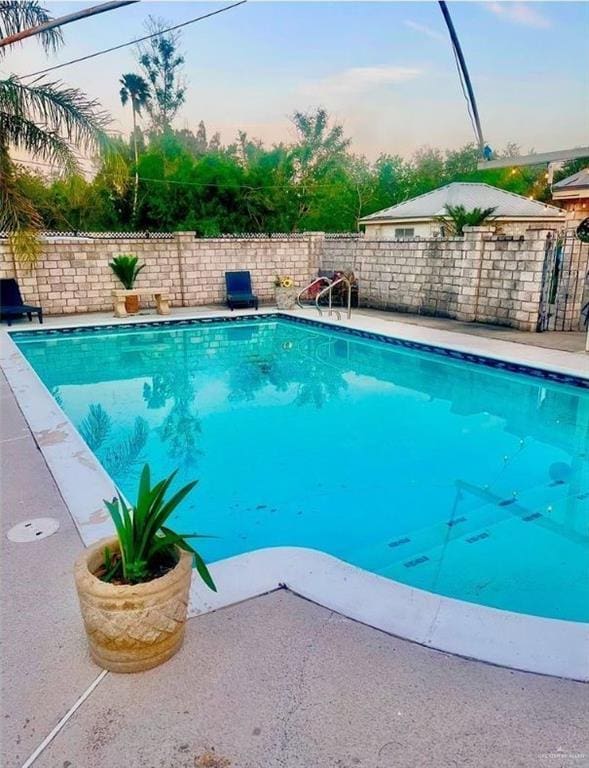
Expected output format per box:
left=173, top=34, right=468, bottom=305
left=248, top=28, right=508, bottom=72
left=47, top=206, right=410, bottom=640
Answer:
left=177, top=233, right=321, bottom=306
left=0, top=235, right=182, bottom=315
left=323, top=235, right=464, bottom=317
left=0, top=227, right=555, bottom=330
left=323, top=227, right=554, bottom=330
left=0, top=233, right=321, bottom=316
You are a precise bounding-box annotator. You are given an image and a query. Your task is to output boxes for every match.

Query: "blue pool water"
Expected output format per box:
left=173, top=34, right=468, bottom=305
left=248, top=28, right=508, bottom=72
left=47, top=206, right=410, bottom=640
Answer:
left=13, top=316, right=589, bottom=622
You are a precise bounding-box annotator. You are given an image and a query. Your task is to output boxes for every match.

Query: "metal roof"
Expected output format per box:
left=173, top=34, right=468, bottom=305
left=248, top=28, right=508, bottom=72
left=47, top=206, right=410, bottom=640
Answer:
left=552, top=168, right=589, bottom=191
left=360, top=182, right=566, bottom=222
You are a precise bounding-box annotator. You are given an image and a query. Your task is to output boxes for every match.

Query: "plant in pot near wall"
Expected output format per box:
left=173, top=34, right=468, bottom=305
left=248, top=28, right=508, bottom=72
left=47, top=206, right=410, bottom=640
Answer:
left=109, top=254, right=145, bottom=314
left=274, top=275, right=297, bottom=310
left=74, top=464, right=216, bottom=673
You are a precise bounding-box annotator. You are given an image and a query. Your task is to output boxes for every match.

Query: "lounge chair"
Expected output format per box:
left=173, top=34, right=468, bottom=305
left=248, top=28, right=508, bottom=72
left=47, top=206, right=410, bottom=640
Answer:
left=225, top=271, right=259, bottom=311
left=0, top=278, right=43, bottom=326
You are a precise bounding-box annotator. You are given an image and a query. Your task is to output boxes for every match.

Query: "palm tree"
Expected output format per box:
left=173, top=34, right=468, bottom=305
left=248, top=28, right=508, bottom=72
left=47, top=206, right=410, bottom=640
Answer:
left=119, top=73, right=151, bottom=223
left=0, top=1, right=110, bottom=260
left=436, top=204, right=497, bottom=237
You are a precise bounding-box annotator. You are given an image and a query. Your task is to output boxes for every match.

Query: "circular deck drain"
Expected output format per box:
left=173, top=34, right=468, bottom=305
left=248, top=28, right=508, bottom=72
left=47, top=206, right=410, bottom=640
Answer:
left=7, top=517, right=60, bottom=543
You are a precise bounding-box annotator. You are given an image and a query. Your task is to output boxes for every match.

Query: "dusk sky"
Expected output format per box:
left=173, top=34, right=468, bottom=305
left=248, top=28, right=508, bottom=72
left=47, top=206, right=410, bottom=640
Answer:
left=4, top=1, right=589, bottom=160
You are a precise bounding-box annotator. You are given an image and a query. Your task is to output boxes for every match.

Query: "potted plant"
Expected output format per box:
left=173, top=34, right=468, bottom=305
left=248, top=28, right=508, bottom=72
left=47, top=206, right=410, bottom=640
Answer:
left=109, top=254, right=145, bottom=314
left=274, top=275, right=297, bottom=310
left=74, top=464, right=216, bottom=673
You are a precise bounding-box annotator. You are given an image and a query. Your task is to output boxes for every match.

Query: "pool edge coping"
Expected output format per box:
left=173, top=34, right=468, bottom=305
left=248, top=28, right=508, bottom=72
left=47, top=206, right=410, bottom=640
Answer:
left=6, top=307, right=589, bottom=385
left=1, top=311, right=588, bottom=683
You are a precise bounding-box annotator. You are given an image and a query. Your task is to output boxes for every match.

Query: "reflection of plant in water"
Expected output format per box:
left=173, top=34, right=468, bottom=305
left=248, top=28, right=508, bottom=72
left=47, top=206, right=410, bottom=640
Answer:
left=79, top=404, right=112, bottom=450
left=103, top=417, right=149, bottom=478
left=50, top=386, right=64, bottom=408
left=77, top=402, right=148, bottom=479
left=227, top=335, right=347, bottom=409
left=228, top=360, right=289, bottom=402
left=292, top=358, right=347, bottom=408
left=143, top=370, right=201, bottom=467
left=142, top=375, right=173, bottom=409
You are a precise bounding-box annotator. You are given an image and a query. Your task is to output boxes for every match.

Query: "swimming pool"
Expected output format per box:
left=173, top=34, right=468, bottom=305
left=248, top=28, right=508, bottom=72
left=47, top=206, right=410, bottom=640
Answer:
left=12, top=314, right=589, bottom=625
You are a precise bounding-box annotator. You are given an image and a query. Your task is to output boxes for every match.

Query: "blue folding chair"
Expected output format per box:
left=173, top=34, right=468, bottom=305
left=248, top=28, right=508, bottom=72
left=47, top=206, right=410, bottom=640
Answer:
left=225, top=271, right=259, bottom=311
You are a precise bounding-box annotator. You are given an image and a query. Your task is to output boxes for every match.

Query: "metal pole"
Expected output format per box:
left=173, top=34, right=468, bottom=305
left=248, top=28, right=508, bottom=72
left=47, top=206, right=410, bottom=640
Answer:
left=438, top=1, right=485, bottom=153
left=0, top=1, right=139, bottom=49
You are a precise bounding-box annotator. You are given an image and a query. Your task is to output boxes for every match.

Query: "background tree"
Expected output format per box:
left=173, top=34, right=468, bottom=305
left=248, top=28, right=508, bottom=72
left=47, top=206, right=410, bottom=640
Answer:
left=136, top=17, right=186, bottom=133
left=289, top=108, right=351, bottom=229
left=13, top=90, right=570, bottom=238
left=0, top=0, right=110, bottom=259
left=119, top=73, right=151, bottom=221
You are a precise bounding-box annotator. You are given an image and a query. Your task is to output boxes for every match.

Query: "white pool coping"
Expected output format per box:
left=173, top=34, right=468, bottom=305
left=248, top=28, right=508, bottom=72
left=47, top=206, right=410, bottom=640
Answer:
left=1, top=307, right=588, bottom=682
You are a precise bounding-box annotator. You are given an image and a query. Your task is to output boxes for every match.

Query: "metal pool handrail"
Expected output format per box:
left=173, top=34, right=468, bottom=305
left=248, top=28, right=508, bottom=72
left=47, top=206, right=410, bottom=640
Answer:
left=296, top=276, right=332, bottom=311
left=315, top=276, right=352, bottom=320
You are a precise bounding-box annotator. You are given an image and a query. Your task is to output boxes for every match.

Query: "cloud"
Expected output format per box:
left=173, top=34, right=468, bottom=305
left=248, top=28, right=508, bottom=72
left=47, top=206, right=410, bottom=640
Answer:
left=485, top=2, right=551, bottom=29
left=299, top=66, right=421, bottom=99
left=404, top=20, right=445, bottom=42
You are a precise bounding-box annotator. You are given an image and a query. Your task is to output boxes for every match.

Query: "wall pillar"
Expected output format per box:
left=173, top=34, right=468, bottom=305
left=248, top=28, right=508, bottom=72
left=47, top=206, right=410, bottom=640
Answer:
left=306, top=232, right=325, bottom=278
left=455, top=226, right=492, bottom=322
left=175, top=231, right=194, bottom=307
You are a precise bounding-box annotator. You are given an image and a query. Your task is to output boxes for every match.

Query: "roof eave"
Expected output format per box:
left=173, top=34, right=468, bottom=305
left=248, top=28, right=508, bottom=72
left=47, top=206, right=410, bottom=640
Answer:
left=361, top=214, right=565, bottom=224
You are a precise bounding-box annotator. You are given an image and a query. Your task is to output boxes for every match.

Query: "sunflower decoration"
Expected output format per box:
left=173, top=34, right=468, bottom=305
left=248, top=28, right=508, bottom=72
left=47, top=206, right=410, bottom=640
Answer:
left=275, top=275, right=295, bottom=289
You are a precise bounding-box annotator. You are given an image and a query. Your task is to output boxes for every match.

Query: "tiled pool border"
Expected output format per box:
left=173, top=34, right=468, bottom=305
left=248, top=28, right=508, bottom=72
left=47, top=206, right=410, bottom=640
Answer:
left=2, top=310, right=588, bottom=682
left=9, top=311, right=589, bottom=389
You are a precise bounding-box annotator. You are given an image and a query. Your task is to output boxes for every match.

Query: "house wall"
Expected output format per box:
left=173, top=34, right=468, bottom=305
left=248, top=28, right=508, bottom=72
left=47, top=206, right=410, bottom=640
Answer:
left=363, top=219, right=564, bottom=239
left=558, top=199, right=589, bottom=227
left=1, top=227, right=556, bottom=331
left=363, top=222, right=437, bottom=239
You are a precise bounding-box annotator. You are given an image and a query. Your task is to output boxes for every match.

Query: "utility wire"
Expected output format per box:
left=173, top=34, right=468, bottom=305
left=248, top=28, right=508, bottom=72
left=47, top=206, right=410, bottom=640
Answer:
left=21, top=1, right=247, bottom=80
left=13, top=158, right=357, bottom=193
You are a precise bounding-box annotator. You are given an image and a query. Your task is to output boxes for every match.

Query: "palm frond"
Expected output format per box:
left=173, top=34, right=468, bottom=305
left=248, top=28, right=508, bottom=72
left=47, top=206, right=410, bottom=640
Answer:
left=0, top=112, right=78, bottom=173
left=0, top=141, right=43, bottom=232
left=0, top=76, right=112, bottom=158
left=0, top=1, right=63, bottom=59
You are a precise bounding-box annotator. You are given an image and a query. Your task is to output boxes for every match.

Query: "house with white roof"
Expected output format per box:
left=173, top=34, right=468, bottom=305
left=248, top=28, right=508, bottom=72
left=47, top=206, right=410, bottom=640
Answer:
left=359, top=182, right=567, bottom=238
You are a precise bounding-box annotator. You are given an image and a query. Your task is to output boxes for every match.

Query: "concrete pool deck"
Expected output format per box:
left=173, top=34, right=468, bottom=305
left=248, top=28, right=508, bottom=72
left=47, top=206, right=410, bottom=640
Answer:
left=1, top=307, right=588, bottom=767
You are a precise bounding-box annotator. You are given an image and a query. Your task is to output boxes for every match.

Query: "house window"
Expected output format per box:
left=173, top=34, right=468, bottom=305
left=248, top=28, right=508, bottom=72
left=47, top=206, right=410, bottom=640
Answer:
left=395, top=228, right=414, bottom=239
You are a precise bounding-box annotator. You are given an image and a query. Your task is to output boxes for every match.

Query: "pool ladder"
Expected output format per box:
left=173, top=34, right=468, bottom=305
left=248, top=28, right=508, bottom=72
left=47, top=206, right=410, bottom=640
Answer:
left=296, top=275, right=352, bottom=320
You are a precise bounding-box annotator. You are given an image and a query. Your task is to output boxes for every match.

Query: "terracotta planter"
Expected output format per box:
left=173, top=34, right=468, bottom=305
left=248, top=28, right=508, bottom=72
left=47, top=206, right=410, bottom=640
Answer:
left=275, top=286, right=297, bottom=310
left=74, top=536, right=193, bottom=673
left=124, top=294, right=140, bottom=314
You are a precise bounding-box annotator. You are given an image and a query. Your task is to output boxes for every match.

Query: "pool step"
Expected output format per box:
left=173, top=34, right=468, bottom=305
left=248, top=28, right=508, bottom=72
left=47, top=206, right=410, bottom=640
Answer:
left=347, top=481, right=582, bottom=575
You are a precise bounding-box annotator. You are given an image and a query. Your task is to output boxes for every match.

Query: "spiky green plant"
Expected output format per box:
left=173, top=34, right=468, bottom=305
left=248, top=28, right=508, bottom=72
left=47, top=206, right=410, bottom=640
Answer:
left=102, top=464, right=216, bottom=589
left=109, top=254, right=145, bottom=290
left=436, top=204, right=497, bottom=236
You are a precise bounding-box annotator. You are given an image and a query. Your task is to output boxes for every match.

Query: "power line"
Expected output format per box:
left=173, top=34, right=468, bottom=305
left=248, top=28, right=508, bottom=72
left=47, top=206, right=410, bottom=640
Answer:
left=12, top=159, right=362, bottom=193
left=21, top=1, right=248, bottom=80
left=0, top=1, right=138, bottom=50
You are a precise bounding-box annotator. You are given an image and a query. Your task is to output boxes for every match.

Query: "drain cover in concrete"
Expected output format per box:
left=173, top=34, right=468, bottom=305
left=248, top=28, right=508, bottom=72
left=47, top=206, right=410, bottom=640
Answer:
left=7, top=518, right=60, bottom=542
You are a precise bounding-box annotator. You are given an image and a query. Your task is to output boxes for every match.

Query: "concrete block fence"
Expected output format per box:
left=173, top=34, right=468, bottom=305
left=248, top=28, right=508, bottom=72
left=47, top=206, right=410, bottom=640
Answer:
left=0, top=227, right=555, bottom=331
